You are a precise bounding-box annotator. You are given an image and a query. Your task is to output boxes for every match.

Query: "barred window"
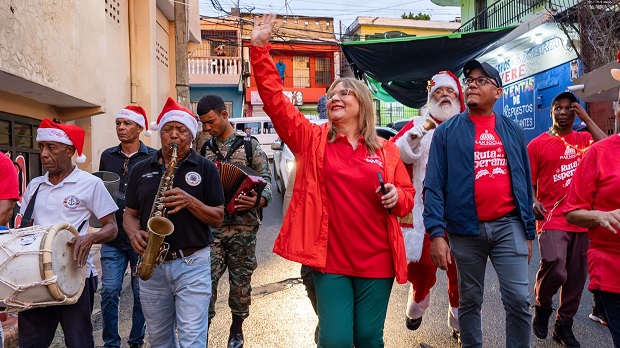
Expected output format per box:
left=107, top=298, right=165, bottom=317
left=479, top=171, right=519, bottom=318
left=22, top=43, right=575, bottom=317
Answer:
left=315, top=57, right=332, bottom=85
left=293, top=56, right=310, bottom=88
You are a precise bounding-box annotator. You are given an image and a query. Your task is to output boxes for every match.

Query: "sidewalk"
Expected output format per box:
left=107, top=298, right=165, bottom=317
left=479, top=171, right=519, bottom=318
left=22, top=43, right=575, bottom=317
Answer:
left=1, top=243, right=142, bottom=348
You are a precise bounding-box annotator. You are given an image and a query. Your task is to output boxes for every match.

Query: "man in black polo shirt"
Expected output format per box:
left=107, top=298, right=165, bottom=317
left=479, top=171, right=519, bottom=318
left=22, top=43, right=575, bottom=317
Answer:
left=124, top=97, right=224, bottom=347
left=99, top=105, right=156, bottom=348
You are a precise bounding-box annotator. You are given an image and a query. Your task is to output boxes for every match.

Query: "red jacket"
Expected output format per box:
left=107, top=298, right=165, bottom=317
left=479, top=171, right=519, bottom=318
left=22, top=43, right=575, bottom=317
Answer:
left=251, top=44, right=414, bottom=283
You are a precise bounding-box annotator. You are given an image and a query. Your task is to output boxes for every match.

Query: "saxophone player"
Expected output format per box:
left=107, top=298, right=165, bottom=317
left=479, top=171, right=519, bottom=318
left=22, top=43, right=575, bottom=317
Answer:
left=124, top=97, right=225, bottom=347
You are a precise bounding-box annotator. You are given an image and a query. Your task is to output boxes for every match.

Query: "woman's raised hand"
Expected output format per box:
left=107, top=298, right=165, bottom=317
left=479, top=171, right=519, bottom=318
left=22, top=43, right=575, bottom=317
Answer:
left=251, top=13, right=277, bottom=47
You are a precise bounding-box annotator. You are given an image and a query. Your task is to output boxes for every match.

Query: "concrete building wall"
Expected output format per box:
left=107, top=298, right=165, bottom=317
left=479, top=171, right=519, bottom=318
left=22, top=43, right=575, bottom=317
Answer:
left=90, top=0, right=133, bottom=170
left=0, top=0, right=199, bottom=173
left=0, top=1, right=106, bottom=107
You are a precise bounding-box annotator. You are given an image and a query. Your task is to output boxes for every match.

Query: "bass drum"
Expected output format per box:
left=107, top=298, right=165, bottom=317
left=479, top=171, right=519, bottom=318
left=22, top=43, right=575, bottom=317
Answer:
left=0, top=222, right=86, bottom=310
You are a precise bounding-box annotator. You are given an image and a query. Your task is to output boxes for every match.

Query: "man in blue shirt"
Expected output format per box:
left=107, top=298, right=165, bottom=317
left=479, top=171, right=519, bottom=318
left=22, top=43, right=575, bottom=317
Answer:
left=424, top=60, right=535, bottom=348
left=275, top=59, right=286, bottom=84
left=99, top=105, right=156, bottom=348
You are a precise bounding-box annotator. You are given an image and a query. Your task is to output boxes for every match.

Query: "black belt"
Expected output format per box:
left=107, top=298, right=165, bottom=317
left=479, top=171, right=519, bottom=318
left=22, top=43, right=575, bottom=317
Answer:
left=163, top=247, right=201, bottom=262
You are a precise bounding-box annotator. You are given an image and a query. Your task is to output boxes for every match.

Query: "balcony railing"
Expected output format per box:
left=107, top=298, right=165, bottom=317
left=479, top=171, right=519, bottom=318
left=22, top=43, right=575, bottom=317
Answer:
left=457, top=0, right=579, bottom=32
left=188, top=57, right=241, bottom=75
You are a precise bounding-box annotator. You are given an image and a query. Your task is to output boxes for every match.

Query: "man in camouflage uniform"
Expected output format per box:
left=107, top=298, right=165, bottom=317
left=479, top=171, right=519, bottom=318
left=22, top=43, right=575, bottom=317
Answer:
left=194, top=120, right=211, bottom=153
left=197, top=94, right=271, bottom=348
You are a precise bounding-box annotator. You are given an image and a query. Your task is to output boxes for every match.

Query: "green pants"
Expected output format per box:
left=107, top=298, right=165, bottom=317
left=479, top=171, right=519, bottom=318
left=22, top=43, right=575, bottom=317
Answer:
left=209, top=225, right=258, bottom=320
left=314, top=272, right=394, bottom=348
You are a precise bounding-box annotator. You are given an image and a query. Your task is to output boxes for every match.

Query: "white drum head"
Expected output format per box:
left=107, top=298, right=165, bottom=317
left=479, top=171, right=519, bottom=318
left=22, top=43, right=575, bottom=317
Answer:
left=50, top=229, right=86, bottom=297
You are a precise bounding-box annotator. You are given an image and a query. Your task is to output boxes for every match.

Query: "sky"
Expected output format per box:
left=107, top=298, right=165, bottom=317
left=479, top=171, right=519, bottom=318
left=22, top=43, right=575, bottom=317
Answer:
left=198, top=0, right=461, bottom=34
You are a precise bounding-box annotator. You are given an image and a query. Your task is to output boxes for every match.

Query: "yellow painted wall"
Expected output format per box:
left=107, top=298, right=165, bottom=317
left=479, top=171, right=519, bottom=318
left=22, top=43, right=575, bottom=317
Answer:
left=358, top=25, right=454, bottom=38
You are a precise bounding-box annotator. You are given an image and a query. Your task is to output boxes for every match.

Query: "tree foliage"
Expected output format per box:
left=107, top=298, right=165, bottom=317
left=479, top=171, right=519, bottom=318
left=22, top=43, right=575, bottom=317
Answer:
left=401, top=12, right=431, bottom=20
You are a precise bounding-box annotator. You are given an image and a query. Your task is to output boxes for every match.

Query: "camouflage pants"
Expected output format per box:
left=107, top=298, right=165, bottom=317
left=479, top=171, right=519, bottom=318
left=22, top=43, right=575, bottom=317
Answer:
left=209, top=224, right=258, bottom=320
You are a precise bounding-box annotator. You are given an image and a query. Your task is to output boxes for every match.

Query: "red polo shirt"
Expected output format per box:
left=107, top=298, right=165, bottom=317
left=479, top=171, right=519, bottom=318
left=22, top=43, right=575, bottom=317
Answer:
left=320, top=135, right=394, bottom=278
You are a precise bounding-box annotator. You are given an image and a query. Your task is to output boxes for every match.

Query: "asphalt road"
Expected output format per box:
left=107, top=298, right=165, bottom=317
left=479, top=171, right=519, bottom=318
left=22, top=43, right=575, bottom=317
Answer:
left=52, top=178, right=614, bottom=348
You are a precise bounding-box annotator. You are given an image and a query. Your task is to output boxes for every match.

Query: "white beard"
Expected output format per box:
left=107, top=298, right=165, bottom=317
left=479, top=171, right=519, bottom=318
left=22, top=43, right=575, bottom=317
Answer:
left=428, top=98, right=461, bottom=122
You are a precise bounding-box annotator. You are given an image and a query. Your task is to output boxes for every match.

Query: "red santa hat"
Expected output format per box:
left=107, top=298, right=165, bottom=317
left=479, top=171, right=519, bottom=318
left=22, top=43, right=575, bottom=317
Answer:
left=150, top=97, right=198, bottom=139
left=611, top=51, right=620, bottom=81
left=116, top=105, right=152, bottom=137
left=427, top=71, right=466, bottom=112
left=36, top=118, right=87, bottom=163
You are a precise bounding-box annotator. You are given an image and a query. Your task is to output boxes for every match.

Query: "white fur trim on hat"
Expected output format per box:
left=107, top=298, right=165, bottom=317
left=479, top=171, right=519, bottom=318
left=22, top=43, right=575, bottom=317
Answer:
left=157, top=110, right=198, bottom=139
left=36, top=128, right=73, bottom=146
left=116, top=109, right=146, bottom=129
left=429, top=73, right=459, bottom=97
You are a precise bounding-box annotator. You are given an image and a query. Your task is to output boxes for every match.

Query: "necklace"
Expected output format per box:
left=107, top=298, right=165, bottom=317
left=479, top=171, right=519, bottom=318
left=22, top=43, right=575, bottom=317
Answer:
left=549, top=128, right=592, bottom=155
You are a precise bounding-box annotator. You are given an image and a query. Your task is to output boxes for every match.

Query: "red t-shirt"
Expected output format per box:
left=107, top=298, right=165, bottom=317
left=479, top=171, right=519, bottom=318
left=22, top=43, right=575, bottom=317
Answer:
left=0, top=152, right=19, bottom=201
left=528, top=131, right=592, bottom=232
left=470, top=114, right=516, bottom=221
left=564, top=135, right=620, bottom=294
left=320, top=135, right=394, bottom=278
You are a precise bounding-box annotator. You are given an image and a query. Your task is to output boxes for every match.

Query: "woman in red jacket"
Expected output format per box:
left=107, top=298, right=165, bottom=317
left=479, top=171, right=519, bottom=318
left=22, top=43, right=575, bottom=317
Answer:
left=251, top=14, right=414, bottom=348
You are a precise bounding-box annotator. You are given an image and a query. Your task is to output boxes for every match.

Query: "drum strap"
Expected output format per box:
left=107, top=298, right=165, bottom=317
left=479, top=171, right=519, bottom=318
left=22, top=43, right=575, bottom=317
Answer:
left=19, top=184, right=41, bottom=228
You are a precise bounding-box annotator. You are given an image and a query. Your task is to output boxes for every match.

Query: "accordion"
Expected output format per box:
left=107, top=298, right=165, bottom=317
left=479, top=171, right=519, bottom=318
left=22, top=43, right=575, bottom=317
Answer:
left=216, top=161, right=268, bottom=215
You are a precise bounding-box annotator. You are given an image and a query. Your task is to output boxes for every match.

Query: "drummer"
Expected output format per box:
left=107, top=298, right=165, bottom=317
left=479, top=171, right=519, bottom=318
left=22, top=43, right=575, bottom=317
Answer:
left=0, top=150, right=19, bottom=346
left=18, top=119, right=118, bottom=348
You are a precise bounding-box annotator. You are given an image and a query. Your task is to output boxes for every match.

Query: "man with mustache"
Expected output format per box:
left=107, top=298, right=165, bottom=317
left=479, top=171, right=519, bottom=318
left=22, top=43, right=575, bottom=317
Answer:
left=393, top=71, right=465, bottom=341
left=123, top=97, right=224, bottom=347
left=99, top=105, right=156, bottom=348
left=196, top=94, right=271, bottom=348
left=528, top=92, right=605, bottom=347
left=19, top=119, right=119, bottom=347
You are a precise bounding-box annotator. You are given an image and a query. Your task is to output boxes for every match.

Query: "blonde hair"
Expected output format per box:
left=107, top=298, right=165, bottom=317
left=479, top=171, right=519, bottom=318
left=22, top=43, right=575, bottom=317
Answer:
left=326, top=77, right=381, bottom=154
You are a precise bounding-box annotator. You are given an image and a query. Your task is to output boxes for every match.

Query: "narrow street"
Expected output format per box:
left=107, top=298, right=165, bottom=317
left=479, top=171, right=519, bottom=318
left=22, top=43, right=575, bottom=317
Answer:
left=50, top=178, right=613, bottom=348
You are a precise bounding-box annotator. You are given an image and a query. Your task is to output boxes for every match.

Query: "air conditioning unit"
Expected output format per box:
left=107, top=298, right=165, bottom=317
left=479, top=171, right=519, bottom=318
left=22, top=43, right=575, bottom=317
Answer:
left=242, top=61, right=251, bottom=77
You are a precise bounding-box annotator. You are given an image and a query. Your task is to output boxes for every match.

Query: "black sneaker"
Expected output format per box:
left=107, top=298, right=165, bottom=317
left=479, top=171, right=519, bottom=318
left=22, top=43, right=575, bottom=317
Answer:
left=552, top=318, right=580, bottom=348
left=228, top=332, right=244, bottom=348
left=451, top=328, right=461, bottom=344
left=405, top=316, right=422, bottom=331
left=532, top=305, right=553, bottom=339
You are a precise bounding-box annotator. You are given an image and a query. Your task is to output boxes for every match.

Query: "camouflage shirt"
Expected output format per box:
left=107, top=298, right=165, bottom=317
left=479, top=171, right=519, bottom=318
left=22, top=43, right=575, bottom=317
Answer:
left=194, top=131, right=212, bottom=153
left=203, top=131, right=272, bottom=226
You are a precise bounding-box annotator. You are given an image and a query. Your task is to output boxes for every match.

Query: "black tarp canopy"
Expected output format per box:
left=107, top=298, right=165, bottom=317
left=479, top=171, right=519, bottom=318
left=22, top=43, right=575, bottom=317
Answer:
left=341, top=26, right=515, bottom=108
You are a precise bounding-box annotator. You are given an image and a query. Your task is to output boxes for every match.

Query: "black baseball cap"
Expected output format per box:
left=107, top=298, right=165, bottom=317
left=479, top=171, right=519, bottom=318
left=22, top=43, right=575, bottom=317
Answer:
left=463, top=60, right=503, bottom=87
left=552, top=91, right=579, bottom=105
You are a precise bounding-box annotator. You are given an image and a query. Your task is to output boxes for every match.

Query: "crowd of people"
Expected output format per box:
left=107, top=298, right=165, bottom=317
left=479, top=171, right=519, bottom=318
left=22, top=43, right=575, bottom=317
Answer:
left=1, top=13, right=619, bottom=348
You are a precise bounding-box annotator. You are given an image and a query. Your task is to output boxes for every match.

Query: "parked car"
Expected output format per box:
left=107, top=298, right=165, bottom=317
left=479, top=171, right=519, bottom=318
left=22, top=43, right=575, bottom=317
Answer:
left=388, top=119, right=411, bottom=132
left=274, top=123, right=398, bottom=215
left=229, top=116, right=279, bottom=160
left=271, top=119, right=327, bottom=194
left=376, top=126, right=398, bottom=140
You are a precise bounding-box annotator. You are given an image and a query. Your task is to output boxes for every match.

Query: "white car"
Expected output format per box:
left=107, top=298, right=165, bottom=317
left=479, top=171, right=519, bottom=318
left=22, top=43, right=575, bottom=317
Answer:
left=229, top=116, right=279, bottom=160
left=271, top=119, right=328, bottom=196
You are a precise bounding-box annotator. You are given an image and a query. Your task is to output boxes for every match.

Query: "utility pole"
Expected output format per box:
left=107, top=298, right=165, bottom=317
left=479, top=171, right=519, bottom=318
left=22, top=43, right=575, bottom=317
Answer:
left=174, top=0, right=190, bottom=108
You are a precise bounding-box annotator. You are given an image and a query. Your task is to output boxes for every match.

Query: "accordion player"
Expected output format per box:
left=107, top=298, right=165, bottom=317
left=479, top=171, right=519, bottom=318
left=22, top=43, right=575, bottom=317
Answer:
left=216, top=161, right=268, bottom=215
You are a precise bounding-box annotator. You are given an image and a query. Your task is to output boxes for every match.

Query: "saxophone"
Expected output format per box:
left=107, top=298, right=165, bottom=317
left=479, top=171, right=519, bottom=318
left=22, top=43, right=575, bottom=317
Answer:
left=134, top=143, right=178, bottom=280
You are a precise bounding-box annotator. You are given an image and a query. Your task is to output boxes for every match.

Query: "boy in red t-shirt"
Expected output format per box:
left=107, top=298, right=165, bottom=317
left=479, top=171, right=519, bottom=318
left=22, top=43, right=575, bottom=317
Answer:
left=528, top=91, right=606, bottom=347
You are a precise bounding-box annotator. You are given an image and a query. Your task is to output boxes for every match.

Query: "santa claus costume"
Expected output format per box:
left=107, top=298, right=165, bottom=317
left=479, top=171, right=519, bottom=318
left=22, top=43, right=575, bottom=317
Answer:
left=392, top=71, right=465, bottom=339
